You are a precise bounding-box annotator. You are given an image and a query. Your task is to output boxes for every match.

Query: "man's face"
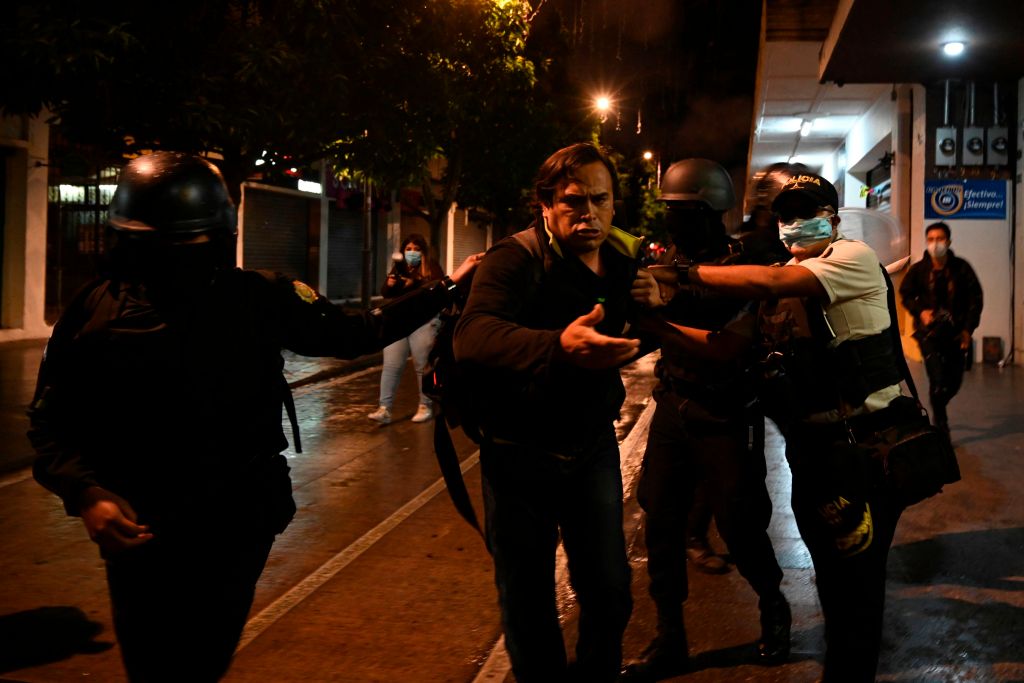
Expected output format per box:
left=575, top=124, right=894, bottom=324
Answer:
left=665, top=201, right=718, bottom=259
left=926, top=228, right=950, bottom=254
left=542, top=161, right=614, bottom=257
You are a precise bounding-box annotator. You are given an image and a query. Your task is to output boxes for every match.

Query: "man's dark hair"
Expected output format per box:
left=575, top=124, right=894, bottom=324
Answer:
left=929, top=222, right=950, bottom=240
left=926, top=222, right=951, bottom=239
left=534, top=143, right=619, bottom=208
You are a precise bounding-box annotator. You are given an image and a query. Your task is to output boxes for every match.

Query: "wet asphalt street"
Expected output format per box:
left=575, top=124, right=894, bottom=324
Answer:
left=0, top=349, right=1021, bottom=682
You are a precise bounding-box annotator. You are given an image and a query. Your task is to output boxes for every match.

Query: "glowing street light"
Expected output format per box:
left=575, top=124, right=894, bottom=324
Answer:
left=594, top=95, right=613, bottom=123
left=942, top=41, right=965, bottom=57
left=643, top=150, right=654, bottom=161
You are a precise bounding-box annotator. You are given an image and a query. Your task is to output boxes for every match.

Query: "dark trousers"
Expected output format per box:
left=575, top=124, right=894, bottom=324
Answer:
left=480, top=429, right=632, bottom=683
left=105, top=530, right=275, bottom=682
left=686, top=478, right=715, bottom=544
left=919, top=334, right=966, bottom=427
left=636, top=397, right=783, bottom=623
left=786, top=424, right=904, bottom=683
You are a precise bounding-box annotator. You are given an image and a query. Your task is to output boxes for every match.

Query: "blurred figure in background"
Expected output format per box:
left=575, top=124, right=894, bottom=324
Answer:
left=738, top=162, right=810, bottom=266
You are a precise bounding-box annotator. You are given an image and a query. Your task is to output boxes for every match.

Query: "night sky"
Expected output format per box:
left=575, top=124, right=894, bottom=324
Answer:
left=544, top=0, right=763, bottom=175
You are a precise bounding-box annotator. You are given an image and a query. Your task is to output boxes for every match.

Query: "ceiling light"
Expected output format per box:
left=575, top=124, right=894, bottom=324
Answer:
left=942, top=41, right=965, bottom=57
left=800, top=120, right=813, bottom=137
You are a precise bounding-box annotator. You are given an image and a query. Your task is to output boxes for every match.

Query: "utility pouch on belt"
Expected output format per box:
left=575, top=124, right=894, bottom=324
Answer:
left=851, top=397, right=960, bottom=507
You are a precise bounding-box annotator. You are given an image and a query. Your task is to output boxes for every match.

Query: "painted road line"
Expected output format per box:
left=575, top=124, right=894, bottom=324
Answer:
left=236, top=449, right=481, bottom=653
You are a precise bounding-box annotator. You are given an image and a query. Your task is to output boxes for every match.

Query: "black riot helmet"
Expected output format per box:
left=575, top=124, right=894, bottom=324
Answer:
left=659, top=159, right=735, bottom=260
left=107, top=153, right=238, bottom=289
left=659, top=158, right=736, bottom=211
left=109, top=152, right=237, bottom=240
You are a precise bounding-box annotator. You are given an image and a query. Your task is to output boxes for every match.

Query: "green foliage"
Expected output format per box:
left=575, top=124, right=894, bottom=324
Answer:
left=1, top=0, right=590, bottom=231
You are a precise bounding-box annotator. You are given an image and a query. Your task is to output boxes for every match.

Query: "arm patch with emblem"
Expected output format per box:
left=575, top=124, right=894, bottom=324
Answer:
left=292, top=280, right=318, bottom=304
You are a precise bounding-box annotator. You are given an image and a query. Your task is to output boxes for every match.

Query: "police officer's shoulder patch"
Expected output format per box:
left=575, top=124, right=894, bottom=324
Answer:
left=292, top=280, right=318, bottom=304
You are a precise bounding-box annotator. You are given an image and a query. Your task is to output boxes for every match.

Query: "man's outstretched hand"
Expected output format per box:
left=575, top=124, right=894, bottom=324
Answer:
left=558, top=304, right=640, bottom=369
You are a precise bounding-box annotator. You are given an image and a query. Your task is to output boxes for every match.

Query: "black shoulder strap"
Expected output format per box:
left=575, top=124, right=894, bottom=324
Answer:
left=433, top=415, right=483, bottom=536
left=281, top=375, right=302, bottom=454
left=431, top=227, right=549, bottom=542
left=880, top=265, right=922, bottom=403
left=511, top=225, right=548, bottom=287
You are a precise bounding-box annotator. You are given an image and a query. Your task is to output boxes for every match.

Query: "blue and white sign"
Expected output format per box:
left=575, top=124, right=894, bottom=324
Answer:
left=925, top=179, right=1007, bottom=220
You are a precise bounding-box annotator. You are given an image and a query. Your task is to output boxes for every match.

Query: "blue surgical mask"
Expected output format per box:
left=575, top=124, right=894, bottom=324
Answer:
left=404, top=249, right=422, bottom=267
left=778, top=216, right=833, bottom=248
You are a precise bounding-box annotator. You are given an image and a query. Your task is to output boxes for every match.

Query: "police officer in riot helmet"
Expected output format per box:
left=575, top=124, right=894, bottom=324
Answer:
left=29, top=152, right=480, bottom=682
left=658, top=158, right=738, bottom=264
left=625, top=159, right=791, bottom=681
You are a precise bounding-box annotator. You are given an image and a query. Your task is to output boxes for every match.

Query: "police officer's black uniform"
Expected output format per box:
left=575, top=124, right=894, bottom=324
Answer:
left=29, top=153, right=461, bottom=683
left=625, top=160, right=789, bottom=682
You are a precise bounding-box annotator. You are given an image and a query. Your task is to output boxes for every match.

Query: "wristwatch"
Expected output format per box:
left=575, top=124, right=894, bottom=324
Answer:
left=673, top=257, right=692, bottom=283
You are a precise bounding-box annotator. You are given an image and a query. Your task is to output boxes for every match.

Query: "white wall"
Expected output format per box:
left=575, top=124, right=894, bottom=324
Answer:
left=1015, top=77, right=1024, bottom=362
left=0, top=114, right=51, bottom=342
left=842, top=92, right=895, bottom=208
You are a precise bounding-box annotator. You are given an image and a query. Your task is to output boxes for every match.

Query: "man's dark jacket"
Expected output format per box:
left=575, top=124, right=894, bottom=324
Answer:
left=453, top=223, right=643, bottom=457
left=899, top=250, right=983, bottom=336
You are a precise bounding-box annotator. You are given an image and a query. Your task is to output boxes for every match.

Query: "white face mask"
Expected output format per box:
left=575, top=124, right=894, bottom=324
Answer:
left=927, top=242, right=948, bottom=259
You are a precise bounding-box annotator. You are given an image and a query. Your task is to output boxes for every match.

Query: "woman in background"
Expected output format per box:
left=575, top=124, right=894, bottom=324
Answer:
left=369, top=233, right=444, bottom=424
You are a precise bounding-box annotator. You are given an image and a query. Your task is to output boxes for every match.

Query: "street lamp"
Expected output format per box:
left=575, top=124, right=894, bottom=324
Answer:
left=594, top=95, right=612, bottom=123
left=642, top=150, right=661, bottom=188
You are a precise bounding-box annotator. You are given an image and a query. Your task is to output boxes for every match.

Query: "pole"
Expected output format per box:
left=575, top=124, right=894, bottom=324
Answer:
left=361, top=178, right=373, bottom=308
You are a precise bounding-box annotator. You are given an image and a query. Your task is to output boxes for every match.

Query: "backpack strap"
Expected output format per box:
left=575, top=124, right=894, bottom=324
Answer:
left=432, top=407, right=483, bottom=535
left=281, top=374, right=302, bottom=454
left=430, top=226, right=549, bottom=541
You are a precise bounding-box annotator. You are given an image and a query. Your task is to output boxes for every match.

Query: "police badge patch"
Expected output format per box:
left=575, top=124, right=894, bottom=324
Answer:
left=292, top=280, right=318, bottom=304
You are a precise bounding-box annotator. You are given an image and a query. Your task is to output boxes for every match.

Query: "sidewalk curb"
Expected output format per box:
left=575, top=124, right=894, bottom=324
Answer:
left=286, top=353, right=383, bottom=390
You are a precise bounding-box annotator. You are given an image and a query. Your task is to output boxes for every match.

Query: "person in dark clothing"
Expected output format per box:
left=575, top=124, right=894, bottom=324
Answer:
left=453, top=143, right=647, bottom=683
left=898, top=221, right=983, bottom=432
left=622, top=159, right=789, bottom=683
left=29, top=152, right=479, bottom=683
left=684, top=484, right=730, bottom=574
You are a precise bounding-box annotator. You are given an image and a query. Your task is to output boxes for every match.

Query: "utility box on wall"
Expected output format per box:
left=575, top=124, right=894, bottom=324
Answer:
left=935, top=126, right=957, bottom=166
left=962, top=126, right=985, bottom=165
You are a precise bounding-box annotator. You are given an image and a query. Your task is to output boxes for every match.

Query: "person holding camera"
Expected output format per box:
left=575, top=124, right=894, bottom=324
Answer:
left=898, top=221, right=982, bottom=434
left=368, top=233, right=448, bottom=424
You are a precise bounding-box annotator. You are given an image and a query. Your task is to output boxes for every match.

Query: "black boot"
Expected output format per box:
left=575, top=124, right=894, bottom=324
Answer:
left=620, top=624, right=689, bottom=682
left=757, top=592, right=791, bottom=663
left=685, top=536, right=730, bottom=575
